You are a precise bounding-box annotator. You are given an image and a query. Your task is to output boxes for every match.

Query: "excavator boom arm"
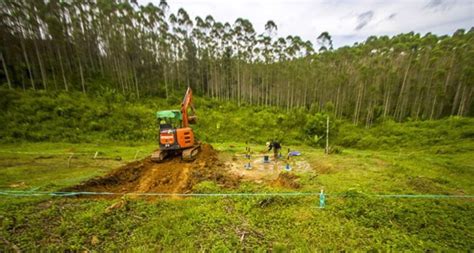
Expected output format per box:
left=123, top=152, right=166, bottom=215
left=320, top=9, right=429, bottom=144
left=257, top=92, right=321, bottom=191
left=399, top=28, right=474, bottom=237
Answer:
left=181, top=87, right=195, bottom=128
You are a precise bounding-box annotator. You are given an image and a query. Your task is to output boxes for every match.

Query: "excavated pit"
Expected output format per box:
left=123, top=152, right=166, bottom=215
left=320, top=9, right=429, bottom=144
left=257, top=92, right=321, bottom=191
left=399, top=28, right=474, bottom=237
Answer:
left=69, top=144, right=240, bottom=197
left=273, top=172, right=301, bottom=189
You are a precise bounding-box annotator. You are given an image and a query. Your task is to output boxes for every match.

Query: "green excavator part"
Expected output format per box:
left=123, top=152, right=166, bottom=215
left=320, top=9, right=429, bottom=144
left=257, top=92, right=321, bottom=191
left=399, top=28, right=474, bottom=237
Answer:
left=156, top=110, right=182, bottom=120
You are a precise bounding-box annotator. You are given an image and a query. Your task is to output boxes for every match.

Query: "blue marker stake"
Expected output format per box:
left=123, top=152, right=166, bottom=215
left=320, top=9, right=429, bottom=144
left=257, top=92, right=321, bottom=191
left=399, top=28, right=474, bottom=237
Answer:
left=263, top=155, right=270, bottom=163
left=319, top=189, right=326, bottom=208
left=244, top=152, right=251, bottom=169
left=244, top=162, right=251, bottom=169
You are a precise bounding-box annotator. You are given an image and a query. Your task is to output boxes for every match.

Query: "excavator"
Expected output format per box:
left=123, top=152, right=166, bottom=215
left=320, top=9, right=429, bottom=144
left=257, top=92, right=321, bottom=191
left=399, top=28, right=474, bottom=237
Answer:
left=151, top=87, right=200, bottom=162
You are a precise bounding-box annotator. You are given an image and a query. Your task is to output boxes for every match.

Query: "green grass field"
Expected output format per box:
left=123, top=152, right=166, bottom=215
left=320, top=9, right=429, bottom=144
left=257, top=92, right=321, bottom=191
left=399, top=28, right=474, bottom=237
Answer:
left=1, top=141, right=473, bottom=251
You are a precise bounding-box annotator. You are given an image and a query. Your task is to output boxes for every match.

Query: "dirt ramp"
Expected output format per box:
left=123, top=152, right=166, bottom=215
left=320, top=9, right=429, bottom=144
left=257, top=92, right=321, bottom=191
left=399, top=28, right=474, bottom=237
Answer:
left=69, top=144, right=239, bottom=196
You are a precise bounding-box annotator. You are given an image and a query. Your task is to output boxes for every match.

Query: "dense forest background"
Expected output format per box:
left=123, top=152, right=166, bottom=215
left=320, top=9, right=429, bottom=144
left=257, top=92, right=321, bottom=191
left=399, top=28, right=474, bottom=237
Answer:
left=0, top=0, right=473, bottom=127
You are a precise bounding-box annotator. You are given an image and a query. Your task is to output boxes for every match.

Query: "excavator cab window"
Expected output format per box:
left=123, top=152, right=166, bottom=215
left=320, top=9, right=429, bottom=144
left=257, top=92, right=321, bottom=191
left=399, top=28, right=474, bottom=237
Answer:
left=159, top=119, right=172, bottom=129
left=158, top=117, right=180, bottom=130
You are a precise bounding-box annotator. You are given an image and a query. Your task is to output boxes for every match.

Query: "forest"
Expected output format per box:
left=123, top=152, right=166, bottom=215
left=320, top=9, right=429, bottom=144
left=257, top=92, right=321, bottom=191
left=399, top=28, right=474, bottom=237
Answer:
left=1, top=0, right=473, bottom=251
left=1, top=0, right=473, bottom=127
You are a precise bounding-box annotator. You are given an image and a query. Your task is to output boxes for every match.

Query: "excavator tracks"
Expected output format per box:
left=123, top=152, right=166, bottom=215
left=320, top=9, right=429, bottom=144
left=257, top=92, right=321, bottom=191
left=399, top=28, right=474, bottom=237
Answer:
left=151, top=145, right=200, bottom=163
left=182, top=145, right=201, bottom=161
left=151, top=149, right=167, bottom=162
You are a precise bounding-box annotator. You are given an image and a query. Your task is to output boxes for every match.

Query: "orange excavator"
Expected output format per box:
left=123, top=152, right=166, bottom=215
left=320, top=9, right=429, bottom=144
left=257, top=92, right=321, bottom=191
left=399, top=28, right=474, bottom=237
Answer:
left=151, top=87, right=200, bottom=162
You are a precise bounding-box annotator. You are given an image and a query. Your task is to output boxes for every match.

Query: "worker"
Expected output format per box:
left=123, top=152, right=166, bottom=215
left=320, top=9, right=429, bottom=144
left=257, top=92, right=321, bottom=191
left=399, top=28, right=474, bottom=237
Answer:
left=159, top=119, right=172, bottom=129
left=268, top=140, right=282, bottom=160
left=284, top=148, right=293, bottom=171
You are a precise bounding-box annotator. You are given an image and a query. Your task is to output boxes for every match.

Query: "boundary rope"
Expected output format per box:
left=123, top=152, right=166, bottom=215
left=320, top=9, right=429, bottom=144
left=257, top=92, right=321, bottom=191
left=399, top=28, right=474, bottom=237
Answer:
left=1, top=190, right=473, bottom=199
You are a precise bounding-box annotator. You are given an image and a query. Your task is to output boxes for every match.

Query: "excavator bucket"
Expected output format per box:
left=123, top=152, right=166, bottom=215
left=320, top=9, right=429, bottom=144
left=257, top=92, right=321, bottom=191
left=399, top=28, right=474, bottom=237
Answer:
left=188, top=115, right=197, bottom=124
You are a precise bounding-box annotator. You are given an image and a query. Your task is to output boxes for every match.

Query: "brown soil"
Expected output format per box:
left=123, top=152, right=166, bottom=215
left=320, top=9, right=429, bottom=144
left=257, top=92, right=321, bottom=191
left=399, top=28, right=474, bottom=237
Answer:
left=68, top=144, right=240, bottom=197
left=226, top=155, right=312, bottom=183
left=272, top=172, right=301, bottom=189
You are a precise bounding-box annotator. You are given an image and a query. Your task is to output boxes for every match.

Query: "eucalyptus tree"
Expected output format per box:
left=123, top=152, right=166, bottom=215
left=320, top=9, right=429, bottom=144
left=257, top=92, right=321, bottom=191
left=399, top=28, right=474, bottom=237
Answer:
left=174, top=8, right=197, bottom=90
left=210, top=20, right=225, bottom=99
left=256, top=20, right=277, bottom=105
left=233, top=18, right=245, bottom=105
left=317, top=31, right=333, bottom=52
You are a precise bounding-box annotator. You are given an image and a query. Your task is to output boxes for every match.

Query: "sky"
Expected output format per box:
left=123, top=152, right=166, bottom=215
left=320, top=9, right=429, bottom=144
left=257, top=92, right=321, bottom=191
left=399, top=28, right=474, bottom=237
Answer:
left=138, top=0, right=474, bottom=48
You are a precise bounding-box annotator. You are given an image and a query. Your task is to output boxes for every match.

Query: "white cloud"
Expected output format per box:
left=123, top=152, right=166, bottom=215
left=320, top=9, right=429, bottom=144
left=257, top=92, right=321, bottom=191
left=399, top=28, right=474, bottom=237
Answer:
left=138, top=0, right=474, bottom=47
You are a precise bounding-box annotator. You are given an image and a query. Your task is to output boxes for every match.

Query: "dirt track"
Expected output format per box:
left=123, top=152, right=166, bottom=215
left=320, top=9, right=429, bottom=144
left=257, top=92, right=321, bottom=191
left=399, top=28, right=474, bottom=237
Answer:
left=69, top=144, right=240, bottom=196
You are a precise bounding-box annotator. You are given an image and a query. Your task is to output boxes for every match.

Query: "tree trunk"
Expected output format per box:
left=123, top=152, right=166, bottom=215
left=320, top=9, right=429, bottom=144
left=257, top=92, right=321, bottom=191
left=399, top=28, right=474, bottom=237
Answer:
left=457, top=86, right=471, bottom=116
left=133, top=66, right=139, bottom=98
left=353, top=81, right=364, bottom=125
left=164, top=65, right=169, bottom=99
left=0, top=52, right=12, bottom=89
left=19, top=35, right=35, bottom=90
left=78, top=58, right=86, bottom=93
left=383, top=85, right=391, bottom=118
left=430, top=95, right=437, bottom=120
left=286, top=80, right=290, bottom=111
left=237, top=60, right=241, bottom=106
left=451, top=80, right=463, bottom=115
left=439, top=53, right=456, bottom=115
left=395, top=57, right=411, bottom=121
left=57, top=48, right=68, bottom=91
left=33, top=39, right=47, bottom=90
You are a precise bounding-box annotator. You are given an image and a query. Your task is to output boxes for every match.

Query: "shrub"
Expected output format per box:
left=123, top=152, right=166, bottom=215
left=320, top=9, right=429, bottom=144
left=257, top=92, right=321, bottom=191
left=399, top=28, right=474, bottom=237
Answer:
left=304, top=113, right=338, bottom=147
left=356, top=135, right=379, bottom=149
left=1, top=89, right=472, bottom=151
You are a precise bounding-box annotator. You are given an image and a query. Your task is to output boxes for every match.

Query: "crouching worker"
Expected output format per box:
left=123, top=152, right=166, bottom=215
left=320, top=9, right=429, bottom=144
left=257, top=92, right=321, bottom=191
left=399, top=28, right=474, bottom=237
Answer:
left=268, top=140, right=282, bottom=160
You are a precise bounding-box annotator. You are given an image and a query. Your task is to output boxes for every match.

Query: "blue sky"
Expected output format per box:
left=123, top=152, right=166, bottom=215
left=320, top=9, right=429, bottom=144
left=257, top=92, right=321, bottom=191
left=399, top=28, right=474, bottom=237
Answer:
left=139, top=0, right=474, bottom=47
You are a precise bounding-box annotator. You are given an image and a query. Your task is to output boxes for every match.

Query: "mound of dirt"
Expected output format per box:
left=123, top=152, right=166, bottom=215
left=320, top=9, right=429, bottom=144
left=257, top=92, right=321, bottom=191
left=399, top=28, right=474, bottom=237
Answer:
left=68, top=144, right=240, bottom=196
left=273, top=172, right=301, bottom=189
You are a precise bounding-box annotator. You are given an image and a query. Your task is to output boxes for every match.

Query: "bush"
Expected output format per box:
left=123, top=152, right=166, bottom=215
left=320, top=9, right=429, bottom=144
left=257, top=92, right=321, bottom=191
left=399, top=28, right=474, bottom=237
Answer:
left=0, top=89, right=308, bottom=144
left=356, top=135, right=379, bottom=149
left=304, top=113, right=338, bottom=147
left=1, top=88, right=472, bottom=151
left=338, top=133, right=361, bottom=147
left=333, top=116, right=474, bottom=150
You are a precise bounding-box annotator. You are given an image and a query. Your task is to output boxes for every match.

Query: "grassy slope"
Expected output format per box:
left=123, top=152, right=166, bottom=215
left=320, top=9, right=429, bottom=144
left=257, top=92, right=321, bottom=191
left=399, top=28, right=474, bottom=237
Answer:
left=0, top=141, right=473, bottom=251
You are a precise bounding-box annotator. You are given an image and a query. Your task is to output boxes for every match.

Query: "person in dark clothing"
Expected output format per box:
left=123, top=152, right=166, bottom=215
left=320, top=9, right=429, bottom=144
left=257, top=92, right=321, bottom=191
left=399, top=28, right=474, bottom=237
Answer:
left=268, top=140, right=282, bottom=160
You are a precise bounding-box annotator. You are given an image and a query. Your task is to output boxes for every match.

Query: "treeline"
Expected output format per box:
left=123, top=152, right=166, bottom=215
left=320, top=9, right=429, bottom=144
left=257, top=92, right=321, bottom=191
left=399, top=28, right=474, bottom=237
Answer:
left=0, top=0, right=473, bottom=125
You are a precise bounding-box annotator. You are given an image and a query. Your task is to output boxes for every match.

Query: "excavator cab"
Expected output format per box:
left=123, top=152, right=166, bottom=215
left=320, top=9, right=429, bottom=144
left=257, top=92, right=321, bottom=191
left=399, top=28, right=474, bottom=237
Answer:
left=157, top=110, right=181, bottom=130
left=156, top=110, right=189, bottom=150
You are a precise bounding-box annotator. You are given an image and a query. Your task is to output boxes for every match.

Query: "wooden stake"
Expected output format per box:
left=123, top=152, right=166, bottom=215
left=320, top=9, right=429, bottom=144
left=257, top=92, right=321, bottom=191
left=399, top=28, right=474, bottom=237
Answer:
left=68, top=153, right=74, bottom=168
left=134, top=150, right=140, bottom=160
left=325, top=116, right=329, bottom=154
